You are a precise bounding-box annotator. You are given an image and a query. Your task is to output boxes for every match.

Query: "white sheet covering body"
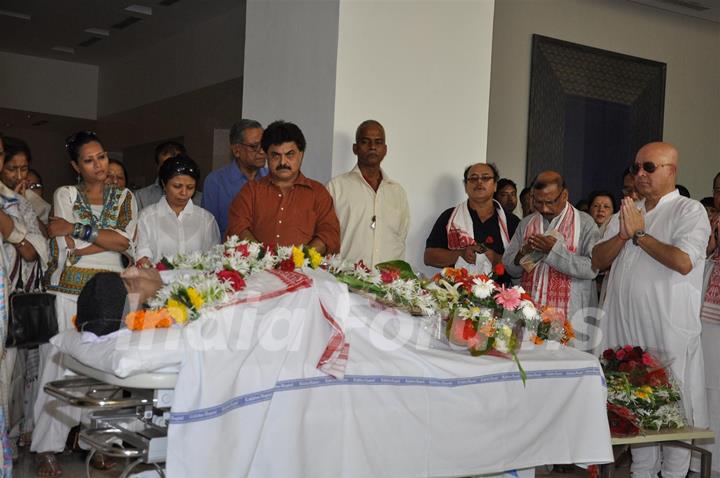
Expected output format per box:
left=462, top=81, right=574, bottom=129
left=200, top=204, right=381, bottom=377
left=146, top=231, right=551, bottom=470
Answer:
left=165, top=269, right=612, bottom=478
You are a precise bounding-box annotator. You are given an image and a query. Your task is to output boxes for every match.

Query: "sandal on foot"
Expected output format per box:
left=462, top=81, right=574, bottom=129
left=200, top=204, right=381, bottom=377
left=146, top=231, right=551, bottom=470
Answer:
left=36, top=452, right=63, bottom=477
left=90, top=452, right=116, bottom=471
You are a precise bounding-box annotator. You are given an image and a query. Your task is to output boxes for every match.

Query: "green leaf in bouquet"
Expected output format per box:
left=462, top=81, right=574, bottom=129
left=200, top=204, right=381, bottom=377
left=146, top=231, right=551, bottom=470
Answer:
left=335, top=274, right=385, bottom=296
left=159, top=257, right=175, bottom=270
left=375, top=260, right=417, bottom=280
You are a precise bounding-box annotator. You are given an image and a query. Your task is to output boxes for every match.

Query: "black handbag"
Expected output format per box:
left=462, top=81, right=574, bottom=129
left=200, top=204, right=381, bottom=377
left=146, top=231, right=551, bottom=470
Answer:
left=5, top=258, right=58, bottom=348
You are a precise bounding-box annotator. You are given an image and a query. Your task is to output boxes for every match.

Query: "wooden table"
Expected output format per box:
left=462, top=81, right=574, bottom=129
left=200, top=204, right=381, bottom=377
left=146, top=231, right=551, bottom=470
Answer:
left=601, top=427, right=714, bottom=478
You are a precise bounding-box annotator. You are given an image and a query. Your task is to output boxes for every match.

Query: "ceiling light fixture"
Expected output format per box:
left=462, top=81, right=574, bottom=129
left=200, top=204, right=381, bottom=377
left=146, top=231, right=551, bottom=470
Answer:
left=51, top=46, right=76, bottom=54
left=84, top=27, right=110, bottom=37
left=0, top=9, right=31, bottom=20
left=125, top=5, right=152, bottom=16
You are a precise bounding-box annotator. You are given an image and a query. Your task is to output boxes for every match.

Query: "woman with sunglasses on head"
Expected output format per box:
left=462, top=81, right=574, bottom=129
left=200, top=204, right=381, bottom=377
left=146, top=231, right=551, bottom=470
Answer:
left=424, top=163, right=519, bottom=284
left=135, top=154, right=220, bottom=268
left=32, top=131, right=137, bottom=477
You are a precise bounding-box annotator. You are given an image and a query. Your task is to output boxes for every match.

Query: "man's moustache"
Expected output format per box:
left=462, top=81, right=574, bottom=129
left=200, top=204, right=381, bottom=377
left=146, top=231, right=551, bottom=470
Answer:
left=276, top=165, right=292, bottom=171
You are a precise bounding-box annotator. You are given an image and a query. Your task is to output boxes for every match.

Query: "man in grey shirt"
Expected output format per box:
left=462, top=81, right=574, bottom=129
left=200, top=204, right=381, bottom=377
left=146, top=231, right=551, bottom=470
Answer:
left=502, top=171, right=600, bottom=352
left=135, top=141, right=202, bottom=210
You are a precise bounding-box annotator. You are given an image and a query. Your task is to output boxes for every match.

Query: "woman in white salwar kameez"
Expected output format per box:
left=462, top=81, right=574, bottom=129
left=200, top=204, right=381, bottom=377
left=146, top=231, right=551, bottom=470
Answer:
left=0, top=136, right=50, bottom=456
left=30, top=131, right=137, bottom=477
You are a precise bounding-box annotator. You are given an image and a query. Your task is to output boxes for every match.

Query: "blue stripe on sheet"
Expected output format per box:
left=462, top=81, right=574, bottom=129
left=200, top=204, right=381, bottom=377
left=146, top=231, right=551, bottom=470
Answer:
left=169, top=366, right=602, bottom=424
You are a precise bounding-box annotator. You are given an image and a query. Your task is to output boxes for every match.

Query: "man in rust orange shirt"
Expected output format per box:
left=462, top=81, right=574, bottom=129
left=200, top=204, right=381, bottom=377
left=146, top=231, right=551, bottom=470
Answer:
left=226, top=120, right=341, bottom=254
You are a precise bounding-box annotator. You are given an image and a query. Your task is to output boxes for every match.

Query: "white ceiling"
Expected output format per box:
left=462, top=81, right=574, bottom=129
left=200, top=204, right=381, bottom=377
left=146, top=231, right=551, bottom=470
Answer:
left=0, top=0, right=243, bottom=65
left=628, top=0, right=720, bottom=23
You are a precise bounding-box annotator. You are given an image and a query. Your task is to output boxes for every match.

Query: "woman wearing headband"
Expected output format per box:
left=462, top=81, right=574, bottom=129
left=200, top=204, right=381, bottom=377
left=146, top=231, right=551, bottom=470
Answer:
left=135, top=154, right=220, bottom=267
left=35, top=130, right=137, bottom=476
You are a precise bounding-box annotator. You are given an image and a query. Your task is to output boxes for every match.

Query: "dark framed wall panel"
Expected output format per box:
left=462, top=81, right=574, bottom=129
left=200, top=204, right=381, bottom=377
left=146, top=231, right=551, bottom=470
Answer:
left=526, top=35, right=666, bottom=203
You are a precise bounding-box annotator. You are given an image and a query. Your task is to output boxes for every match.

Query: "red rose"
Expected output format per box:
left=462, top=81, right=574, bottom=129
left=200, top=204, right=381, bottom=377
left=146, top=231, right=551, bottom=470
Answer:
left=355, top=260, right=371, bottom=273
left=493, top=263, right=505, bottom=276
left=623, top=345, right=633, bottom=353
left=155, top=261, right=169, bottom=271
left=235, top=244, right=251, bottom=257
left=462, top=319, right=477, bottom=340
left=380, top=269, right=400, bottom=284
left=616, top=348, right=627, bottom=361
left=602, top=349, right=616, bottom=361
left=485, top=236, right=494, bottom=245
left=641, top=352, right=655, bottom=367
left=278, top=259, right=295, bottom=271
left=217, top=270, right=246, bottom=291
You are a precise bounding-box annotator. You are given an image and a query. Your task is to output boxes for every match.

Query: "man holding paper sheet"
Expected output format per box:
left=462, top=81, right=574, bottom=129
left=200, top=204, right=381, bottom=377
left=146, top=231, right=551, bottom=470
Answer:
left=502, top=171, right=600, bottom=350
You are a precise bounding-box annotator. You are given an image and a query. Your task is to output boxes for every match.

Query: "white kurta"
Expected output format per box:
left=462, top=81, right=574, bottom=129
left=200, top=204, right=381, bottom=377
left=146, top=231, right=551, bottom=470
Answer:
left=135, top=197, right=220, bottom=263
left=327, top=165, right=410, bottom=267
left=600, top=190, right=710, bottom=477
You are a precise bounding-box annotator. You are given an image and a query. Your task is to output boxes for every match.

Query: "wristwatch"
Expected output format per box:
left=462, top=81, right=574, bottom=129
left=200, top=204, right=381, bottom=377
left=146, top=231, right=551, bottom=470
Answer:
left=632, top=230, right=647, bottom=245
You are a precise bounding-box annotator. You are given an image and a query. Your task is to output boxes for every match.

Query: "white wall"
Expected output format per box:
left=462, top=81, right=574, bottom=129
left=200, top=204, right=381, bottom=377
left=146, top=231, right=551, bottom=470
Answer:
left=242, top=0, right=340, bottom=184
left=332, top=0, right=496, bottom=273
left=0, top=52, right=98, bottom=119
left=487, top=0, right=720, bottom=197
left=98, top=6, right=246, bottom=117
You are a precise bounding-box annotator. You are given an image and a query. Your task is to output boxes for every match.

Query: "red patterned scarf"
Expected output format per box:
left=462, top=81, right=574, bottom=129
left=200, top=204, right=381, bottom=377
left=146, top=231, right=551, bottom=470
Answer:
left=520, top=203, right=579, bottom=320
left=446, top=200, right=510, bottom=250
left=701, top=250, right=720, bottom=323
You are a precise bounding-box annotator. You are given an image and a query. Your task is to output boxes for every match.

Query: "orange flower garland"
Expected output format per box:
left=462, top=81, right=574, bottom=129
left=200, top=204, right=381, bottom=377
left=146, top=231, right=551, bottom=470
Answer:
left=125, top=308, right=174, bottom=331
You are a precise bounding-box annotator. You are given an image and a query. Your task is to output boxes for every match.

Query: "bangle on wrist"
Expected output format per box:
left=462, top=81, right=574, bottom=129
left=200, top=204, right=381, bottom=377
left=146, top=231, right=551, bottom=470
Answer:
left=88, top=226, right=99, bottom=244
left=81, top=224, right=93, bottom=241
left=72, top=223, right=84, bottom=239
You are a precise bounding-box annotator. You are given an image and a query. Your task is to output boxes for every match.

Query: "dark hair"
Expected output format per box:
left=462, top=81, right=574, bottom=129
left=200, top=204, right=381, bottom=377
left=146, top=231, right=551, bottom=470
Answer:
left=27, top=168, right=43, bottom=185
left=2, top=136, right=32, bottom=163
left=154, top=141, right=186, bottom=164
left=158, top=154, right=200, bottom=187
left=76, top=272, right=127, bottom=336
left=701, top=196, right=715, bottom=207
left=714, top=172, right=720, bottom=185
left=575, top=199, right=589, bottom=212
left=463, top=162, right=499, bottom=182
left=355, top=120, right=384, bottom=142
left=108, top=158, right=129, bottom=184
left=230, top=119, right=263, bottom=145
left=496, top=178, right=517, bottom=192
left=676, top=184, right=690, bottom=198
left=519, top=187, right=531, bottom=200
left=65, top=131, right=101, bottom=162
left=261, top=120, right=306, bottom=153
left=622, top=167, right=633, bottom=180
left=588, top=190, right=616, bottom=213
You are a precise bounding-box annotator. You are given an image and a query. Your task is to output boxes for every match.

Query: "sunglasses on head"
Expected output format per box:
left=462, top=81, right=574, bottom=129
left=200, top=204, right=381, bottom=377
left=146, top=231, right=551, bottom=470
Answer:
left=65, top=131, right=98, bottom=150
left=630, top=161, right=673, bottom=175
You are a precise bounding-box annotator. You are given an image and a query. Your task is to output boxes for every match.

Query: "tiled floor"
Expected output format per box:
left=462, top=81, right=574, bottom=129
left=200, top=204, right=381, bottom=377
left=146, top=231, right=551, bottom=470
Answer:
left=11, top=446, right=630, bottom=478
left=13, top=446, right=162, bottom=478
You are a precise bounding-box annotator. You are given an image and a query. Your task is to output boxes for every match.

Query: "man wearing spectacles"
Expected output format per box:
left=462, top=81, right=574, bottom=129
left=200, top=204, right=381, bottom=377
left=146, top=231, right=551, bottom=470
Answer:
left=202, top=119, right=268, bottom=235
left=502, top=171, right=601, bottom=350
left=424, top=163, right=519, bottom=283
left=327, top=120, right=410, bottom=267
left=226, top=121, right=340, bottom=254
left=135, top=141, right=204, bottom=210
left=593, top=142, right=710, bottom=478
